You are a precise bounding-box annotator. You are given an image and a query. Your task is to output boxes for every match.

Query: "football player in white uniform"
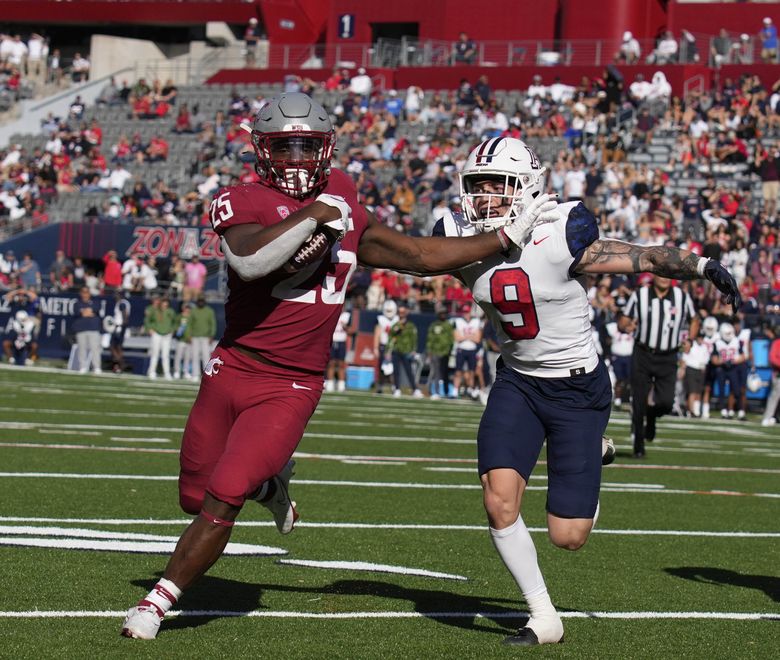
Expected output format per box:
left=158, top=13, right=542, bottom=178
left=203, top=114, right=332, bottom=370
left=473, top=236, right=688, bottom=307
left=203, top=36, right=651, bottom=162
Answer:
left=712, top=322, right=747, bottom=419
left=699, top=316, right=720, bottom=418
left=432, top=137, right=740, bottom=646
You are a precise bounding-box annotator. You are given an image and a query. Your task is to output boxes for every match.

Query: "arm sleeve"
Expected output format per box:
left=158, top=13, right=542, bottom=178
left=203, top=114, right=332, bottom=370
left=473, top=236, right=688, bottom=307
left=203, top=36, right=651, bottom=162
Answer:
left=565, top=202, right=600, bottom=278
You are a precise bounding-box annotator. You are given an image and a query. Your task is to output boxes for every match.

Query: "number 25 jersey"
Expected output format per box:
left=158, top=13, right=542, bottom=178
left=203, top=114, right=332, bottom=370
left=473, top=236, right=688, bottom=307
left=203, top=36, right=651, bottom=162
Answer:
left=433, top=202, right=600, bottom=378
left=209, top=169, right=368, bottom=373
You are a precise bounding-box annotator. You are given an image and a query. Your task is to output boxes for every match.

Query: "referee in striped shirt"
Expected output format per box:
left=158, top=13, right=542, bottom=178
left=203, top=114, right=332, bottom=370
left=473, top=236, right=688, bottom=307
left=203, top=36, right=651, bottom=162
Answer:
left=619, top=275, right=700, bottom=457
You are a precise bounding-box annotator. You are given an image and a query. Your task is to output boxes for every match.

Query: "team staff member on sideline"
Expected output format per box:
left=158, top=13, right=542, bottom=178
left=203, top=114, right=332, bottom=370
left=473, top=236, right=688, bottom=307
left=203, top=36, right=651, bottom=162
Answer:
left=188, top=295, right=217, bottom=378
left=619, top=275, right=700, bottom=457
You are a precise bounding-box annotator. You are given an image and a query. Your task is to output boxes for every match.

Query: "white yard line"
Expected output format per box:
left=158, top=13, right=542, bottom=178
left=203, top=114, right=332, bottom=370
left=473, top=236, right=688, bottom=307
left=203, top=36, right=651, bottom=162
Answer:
left=0, top=609, right=776, bottom=621
left=0, top=472, right=778, bottom=498
left=0, top=516, right=777, bottom=537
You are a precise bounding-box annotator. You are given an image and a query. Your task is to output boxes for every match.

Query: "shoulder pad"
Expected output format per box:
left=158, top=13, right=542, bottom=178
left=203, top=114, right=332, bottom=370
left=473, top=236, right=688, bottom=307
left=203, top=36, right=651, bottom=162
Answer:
left=431, top=209, right=475, bottom=238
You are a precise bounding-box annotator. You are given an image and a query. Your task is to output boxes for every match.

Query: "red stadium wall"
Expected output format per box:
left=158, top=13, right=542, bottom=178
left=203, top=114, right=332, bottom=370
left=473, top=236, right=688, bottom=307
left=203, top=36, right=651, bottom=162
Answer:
left=326, top=0, right=558, bottom=43
left=260, top=0, right=331, bottom=44
left=667, top=1, right=778, bottom=37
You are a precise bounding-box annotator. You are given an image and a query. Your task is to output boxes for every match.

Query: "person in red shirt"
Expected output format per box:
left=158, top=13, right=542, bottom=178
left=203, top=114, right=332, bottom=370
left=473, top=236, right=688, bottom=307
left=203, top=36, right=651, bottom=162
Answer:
left=102, top=250, right=122, bottom=290
left=145, top=135, right=169, bottom=162
left=121, top=92, right=545, bottom=640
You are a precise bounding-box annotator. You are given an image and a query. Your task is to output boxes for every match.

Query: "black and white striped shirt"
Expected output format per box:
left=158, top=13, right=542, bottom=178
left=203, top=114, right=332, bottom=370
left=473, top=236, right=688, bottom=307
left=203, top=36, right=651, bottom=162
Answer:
left=622, top=285, right=696, bottom=352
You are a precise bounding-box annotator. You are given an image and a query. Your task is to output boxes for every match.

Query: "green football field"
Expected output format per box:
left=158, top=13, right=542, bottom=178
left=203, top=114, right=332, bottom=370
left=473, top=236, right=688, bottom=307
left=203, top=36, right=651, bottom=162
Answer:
left=0, top=364, right=778, bottom=659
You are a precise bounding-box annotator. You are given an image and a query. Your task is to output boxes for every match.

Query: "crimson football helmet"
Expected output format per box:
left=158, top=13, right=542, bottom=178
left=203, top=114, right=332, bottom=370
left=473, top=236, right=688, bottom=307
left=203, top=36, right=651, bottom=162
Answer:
left=459, top=137, right=546, bottom=232
left=251, top=92, right=336, bottom=199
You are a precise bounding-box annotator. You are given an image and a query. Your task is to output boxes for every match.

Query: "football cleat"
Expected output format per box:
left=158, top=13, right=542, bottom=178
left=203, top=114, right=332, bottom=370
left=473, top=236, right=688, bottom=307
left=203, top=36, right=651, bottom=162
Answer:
left=256, top=460, right=299, bottom=534
left=503, top=617, right=564, bottom=646
left=601, top=436, right=616, bottom=466
left=120, top=605, right=162, bottom=640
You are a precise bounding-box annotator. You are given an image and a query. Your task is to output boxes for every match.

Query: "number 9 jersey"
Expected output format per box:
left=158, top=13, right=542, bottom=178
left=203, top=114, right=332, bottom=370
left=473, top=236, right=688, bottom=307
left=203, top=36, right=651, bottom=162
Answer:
left=433, top=201, right=600, bottom=378
left=210, top=169, right=368, bottom=373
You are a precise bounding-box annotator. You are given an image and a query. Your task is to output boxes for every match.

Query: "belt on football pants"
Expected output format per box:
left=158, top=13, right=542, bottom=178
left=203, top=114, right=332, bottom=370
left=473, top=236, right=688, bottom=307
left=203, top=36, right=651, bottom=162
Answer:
left=231, top=342, right=322, bottom=375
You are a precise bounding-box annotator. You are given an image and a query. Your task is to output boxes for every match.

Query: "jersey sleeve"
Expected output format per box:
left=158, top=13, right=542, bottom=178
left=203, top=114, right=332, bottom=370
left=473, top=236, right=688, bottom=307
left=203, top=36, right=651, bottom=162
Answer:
left=565, top=202, right=600, bottom=277
left=208, top=185, right=270, bottom=237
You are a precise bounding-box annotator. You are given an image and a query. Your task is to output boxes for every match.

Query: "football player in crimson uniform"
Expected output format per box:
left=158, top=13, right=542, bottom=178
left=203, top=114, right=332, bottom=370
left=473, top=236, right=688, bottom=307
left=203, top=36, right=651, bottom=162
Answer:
left=432, top=137, right=740, bottom=646
left=121, top=93, right=557, bottom=640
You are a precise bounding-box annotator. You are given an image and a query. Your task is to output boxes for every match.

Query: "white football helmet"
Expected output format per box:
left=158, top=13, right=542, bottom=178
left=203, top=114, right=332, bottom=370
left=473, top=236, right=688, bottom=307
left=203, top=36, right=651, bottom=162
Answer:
left=702, top=317, right=719, bottom=338
left=459, top=137, right=546, bottom=232
left=746, top=371, right=764, bottom=393
left=719, top=322, right=735, bottom=342
left=382, top=300, right=398, bottom=318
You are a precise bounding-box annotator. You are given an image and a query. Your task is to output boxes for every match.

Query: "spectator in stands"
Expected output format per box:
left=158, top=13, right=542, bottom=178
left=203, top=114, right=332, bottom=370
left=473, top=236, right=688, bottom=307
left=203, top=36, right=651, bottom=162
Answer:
left=97, top=76, right=121, bottom=106
left=753, top=141, right=780, bottom=219
left=711, top=29, right=733, bottom=66
left=102, top=250, right=122, bottom=291
left=145, top=135, right=169, bottom=162
left=71, top=52, right=90, bottom=83
left=69, top=95, right=84, bottom=120
left=183, top=254, right=206, bottom=303
left=244, top=17, right=261, bottom=67
left=18, top=252, right=40, bottom=291
left=47, top=48, right=62, bottom=85
left=564, top=160, right=587, bottom=202
left=650, top=30, right=678, bottom=64
left=679, top=30, right=699, bottom=64
left=26, top=33, right=46, bottom=81
left=453, top=32, right=476, bottom=65
left=761, top=17, right=778, bottom=64
left=73, top=285, right=102, bottom=374
left=47, top=249, right=72, bottom=289
left=618, top=31, right=641, bottom=64
left=349, top=68, right=372, bottom=96
left=173, top=104, right=194, bottom=134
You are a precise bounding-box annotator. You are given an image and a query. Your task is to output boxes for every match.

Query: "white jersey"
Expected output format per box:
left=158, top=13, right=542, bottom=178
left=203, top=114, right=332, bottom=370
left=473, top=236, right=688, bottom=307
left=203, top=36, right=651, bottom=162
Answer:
left=454, top=317, right=482, bottom=350
left=683, top=340, right=711, bottom=371
left=434, top=202, right=600, bottom=377
left=332, top=311, right=351, bottom=343
left=376, top=313, right=398, bottom=346
left=713, top=337, right=743, bottom=365
left=737, top=327, right=751, bottom=362
left=605, top=321, right=635, bottom=357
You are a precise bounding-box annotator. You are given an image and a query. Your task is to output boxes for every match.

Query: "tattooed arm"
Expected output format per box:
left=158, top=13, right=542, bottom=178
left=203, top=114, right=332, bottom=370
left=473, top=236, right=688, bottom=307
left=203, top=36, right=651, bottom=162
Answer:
left=574, top=239, right=742, bottom=314
left=574, top=240, right=702, bottom=277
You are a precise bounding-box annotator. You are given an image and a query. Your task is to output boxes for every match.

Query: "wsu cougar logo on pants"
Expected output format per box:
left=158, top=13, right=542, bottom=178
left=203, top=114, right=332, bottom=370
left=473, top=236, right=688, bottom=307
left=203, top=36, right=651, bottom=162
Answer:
left=204, top=356, right=224, bottom=377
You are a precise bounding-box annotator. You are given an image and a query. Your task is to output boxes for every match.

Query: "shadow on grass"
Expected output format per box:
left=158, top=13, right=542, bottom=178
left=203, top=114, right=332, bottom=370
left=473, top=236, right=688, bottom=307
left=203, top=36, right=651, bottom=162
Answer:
left=665, top=567, right=780, bottom=602
left=132, top=575, right=527, bottom=635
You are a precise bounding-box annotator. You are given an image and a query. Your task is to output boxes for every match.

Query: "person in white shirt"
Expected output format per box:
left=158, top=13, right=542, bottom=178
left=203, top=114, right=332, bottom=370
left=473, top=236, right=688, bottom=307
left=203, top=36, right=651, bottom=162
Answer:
left=326, top=310, right=351, bottom=392
left=619, top=31, right=641, bottom=63
left=682, top=334, right=712, bottom=417
left=121, top=255, right=142, bottom=292
left=8, top=35, right=28, bottom=68
left=563, top=163, right=586, bottom=201
left=606, top=319, right=634, bottom=408
left=373, top=299, right=399, bottom=394
left=652, top=31, right=678, bottom=64
left=26, top=33, right=46, bottom=79
left=349, top=68, right=372, bottom=97
left=453, top=304, right=483, bottom=399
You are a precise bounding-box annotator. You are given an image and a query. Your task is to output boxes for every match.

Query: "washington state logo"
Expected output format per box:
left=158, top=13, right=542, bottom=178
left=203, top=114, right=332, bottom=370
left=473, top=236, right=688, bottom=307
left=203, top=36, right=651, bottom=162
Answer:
left=204, top=356, right=225, bottom=377
left=277, top=205, right=290, bottom=218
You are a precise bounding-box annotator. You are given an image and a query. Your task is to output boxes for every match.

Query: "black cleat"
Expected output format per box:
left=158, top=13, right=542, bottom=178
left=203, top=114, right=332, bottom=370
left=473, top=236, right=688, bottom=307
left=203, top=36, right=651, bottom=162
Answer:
left=602, top=436, right=616, bottom=466
left=644, top=416, right=656, bottom=442
left=502, top=627, right=564, bottom=646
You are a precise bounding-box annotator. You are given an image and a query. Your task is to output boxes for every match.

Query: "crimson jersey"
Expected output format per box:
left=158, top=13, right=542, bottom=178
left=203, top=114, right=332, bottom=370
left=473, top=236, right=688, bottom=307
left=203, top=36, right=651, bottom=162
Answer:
left=210, top=169, right=368, bottom=373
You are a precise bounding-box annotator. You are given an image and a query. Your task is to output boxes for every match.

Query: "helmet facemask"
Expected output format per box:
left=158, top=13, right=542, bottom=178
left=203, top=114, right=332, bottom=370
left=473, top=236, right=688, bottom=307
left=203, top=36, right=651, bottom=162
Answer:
left=252, top=130, right=335, bottom=199
left=459, top=168, right=545, bottom=232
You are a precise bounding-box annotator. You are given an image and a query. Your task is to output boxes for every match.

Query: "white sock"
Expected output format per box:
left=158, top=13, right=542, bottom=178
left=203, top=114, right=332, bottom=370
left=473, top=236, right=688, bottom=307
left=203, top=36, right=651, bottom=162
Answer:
left=692, top=400, right=701, bottom=417
left=140, top=578, right=182, bottom=618
left=490, top=516, right=563, bottom=643
left=592, top=500, right=600, bottom=529
left=702, top=402, right=710, bottom=417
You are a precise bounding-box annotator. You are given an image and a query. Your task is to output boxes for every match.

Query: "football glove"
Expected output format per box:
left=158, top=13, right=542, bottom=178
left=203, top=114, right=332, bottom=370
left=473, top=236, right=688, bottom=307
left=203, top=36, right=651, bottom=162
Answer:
left=703, top=259, right=741, bottom=315
left=315, top=193, right=352, bottom=241
left=500, top=193, right=559, bottom=248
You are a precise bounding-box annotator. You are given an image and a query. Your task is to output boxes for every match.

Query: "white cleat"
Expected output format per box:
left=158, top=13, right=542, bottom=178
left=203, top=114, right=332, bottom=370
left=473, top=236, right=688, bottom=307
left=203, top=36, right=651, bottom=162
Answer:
left=761, top=418, right=776, bottom=427
left=120, top=605, right=161, bottom=640
left=257, top=460, right=299, bottom=534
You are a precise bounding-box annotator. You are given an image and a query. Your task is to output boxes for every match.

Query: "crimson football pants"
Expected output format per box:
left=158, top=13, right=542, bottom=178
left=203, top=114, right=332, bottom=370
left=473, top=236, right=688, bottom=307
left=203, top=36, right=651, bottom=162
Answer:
left=178, top=345, right=322, bottom=513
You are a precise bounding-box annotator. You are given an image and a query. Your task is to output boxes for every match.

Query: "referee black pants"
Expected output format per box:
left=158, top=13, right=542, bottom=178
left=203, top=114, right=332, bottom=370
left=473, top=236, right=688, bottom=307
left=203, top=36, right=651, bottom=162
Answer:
left=630, top=345, right=677, bottom=454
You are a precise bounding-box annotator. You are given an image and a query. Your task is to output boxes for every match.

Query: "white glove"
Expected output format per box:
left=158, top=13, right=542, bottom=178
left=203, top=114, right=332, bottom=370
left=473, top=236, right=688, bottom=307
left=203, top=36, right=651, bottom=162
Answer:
left=315, top=193, right=353, bottom=240
left=499, top=193, right=559, bottom=248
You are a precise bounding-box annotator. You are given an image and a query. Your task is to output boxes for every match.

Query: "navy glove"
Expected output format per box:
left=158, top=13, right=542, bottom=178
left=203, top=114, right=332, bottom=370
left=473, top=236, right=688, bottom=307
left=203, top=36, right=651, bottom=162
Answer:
left=703, top=260, right=741, bottom=315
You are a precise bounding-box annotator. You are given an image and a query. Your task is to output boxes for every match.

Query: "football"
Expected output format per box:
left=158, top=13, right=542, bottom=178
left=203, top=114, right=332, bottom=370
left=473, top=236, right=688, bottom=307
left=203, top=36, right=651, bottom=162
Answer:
left=285, top=228, right=334, bottom=272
